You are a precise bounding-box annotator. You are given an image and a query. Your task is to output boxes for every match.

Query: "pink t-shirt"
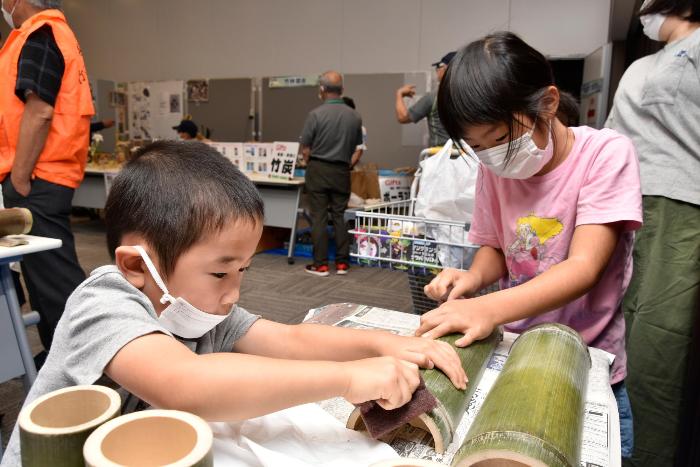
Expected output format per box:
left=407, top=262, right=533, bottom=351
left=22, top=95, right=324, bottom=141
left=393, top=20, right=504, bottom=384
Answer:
left=468, top=126, right=642, bottom=384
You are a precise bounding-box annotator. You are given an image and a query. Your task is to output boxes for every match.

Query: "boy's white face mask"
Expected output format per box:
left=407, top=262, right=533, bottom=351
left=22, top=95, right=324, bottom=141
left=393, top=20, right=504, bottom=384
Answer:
left=134, top=245, right=230, bottom=339
left=472, top=121, right=554, bottom=179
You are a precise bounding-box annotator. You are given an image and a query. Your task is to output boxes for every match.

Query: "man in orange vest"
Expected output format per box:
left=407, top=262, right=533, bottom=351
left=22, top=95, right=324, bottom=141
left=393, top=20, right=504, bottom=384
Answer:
left=0, top=0, right=93, bottom=363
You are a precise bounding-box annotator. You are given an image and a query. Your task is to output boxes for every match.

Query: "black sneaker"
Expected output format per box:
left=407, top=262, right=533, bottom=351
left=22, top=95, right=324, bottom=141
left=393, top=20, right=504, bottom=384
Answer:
left=305, top=264, right=330, bottom=277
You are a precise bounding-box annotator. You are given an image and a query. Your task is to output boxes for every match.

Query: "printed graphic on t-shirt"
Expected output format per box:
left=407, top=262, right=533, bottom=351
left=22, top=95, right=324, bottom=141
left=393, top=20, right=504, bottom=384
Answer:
left=506, top=214, right=564, bottom=287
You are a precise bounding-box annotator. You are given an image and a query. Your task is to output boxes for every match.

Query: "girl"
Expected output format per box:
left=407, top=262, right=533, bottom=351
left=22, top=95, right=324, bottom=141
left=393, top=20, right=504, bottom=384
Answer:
left=414, top=32, right=642, bottom=458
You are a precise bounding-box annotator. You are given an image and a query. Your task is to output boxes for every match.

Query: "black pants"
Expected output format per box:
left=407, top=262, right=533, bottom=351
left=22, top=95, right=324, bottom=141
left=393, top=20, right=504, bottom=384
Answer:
left=2, top=178, right=86, bottom=350
left=305, top=159, right=350, bottom=266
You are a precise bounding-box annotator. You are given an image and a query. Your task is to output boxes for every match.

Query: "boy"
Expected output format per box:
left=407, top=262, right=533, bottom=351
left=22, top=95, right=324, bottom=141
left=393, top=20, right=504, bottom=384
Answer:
left=2, top=141, right=465, bottom=465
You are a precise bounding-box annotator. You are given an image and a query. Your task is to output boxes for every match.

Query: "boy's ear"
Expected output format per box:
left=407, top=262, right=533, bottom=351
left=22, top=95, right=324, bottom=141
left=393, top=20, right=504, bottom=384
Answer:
left=115, top=246, right=147, bottom=289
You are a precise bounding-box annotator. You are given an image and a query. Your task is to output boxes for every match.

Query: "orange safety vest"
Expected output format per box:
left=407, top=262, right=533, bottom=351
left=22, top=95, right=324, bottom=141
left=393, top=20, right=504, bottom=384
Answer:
left=0, top=9, right=94, bottom=189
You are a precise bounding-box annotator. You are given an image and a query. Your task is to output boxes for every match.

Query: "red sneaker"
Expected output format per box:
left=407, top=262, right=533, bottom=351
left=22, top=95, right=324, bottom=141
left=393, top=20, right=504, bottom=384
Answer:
left=305, top=264, right=330, bottom=277
left=336, top=263, right=350, bottom=275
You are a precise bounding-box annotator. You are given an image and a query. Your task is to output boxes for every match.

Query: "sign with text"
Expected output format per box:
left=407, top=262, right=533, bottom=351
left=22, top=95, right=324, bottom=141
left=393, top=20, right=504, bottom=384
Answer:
left=269, top=142, right=299, bottom=180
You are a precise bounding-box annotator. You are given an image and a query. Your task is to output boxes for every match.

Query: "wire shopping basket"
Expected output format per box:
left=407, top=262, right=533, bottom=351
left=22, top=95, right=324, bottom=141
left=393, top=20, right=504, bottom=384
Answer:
left=349, top=198, right=497, bottom=314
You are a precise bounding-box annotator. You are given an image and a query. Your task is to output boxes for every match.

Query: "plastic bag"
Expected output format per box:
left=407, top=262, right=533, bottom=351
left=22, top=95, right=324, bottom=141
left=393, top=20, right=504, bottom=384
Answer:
left=413, top=139, right=479, bottom=268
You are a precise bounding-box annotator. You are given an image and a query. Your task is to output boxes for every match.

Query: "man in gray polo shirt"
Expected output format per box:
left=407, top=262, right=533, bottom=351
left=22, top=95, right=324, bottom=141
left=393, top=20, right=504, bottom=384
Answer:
left=395, top=52, right=455, bottom=147
left=300, top=71, right=362, bottom=277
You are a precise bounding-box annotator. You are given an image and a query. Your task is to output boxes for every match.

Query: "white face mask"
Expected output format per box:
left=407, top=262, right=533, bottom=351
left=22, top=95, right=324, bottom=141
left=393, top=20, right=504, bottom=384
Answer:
left=473, top=122, right=554, bottom=179
left=134, top=245, right=230, bottom=339
left=639, top=0, right=667, bottom=41
left=2, top=0, right=16, bottom=29
left=640, top=13, right=667, bottom=41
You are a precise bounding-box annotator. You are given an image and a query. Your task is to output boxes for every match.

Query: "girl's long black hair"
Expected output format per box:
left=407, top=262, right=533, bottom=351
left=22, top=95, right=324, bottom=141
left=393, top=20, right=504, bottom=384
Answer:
left=438, top=31, right=578, bottom=165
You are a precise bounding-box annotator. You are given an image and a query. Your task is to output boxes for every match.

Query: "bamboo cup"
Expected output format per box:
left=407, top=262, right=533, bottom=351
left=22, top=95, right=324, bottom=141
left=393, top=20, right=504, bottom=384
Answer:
left=83, top=410, right=214, bottom=467
left=19, top=385, right=121, bottom=467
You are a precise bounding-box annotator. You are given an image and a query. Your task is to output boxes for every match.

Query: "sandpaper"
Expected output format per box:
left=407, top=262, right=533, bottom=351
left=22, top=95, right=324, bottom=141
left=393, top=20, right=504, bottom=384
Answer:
left=356, top=377, right=438, bottom=439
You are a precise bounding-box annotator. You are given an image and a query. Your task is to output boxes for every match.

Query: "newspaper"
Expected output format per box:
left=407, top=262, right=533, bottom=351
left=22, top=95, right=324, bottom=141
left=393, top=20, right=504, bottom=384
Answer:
left=305, top=304, right=621, bottom=467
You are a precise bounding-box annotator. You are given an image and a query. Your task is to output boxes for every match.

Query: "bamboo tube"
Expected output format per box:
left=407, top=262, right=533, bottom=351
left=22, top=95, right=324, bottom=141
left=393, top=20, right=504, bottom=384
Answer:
left=348, top=329, right=503, bottom=453
left=370, top=459, right=444, bottom=467
left=18, top=385, right=121, bottom=467
left=83, top=410, right=214, bottom=467
left=0, top=208, right=32, bottom=236
left=452, top=323, right=591, bottom=467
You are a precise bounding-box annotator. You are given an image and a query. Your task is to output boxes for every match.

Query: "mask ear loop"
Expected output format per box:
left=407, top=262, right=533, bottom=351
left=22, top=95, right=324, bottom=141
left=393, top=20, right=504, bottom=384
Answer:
left=133, top=245, right=176, bottom=305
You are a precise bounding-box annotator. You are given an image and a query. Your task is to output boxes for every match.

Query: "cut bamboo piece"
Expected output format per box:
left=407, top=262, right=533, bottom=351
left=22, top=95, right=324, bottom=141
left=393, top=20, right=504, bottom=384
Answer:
left=348, top=329, right=503, bottom=453
left=83, top=410, right=213, bottom=467
left=452, top=323, right=591, bottom=467
left=370, top=459, right=444, bottom=467
left=18, top=385, right=121, bottom=467
left=0, top=207, right=33, bottom=236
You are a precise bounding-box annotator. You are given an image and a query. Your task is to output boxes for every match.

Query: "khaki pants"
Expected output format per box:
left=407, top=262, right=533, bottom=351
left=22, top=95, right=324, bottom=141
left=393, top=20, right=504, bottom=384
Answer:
left=623, top=195, right=700, bottom=466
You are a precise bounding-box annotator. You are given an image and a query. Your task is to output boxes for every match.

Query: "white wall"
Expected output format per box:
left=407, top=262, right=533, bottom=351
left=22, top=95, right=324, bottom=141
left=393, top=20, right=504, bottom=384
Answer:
left=53, top=0, right=611, bottom=82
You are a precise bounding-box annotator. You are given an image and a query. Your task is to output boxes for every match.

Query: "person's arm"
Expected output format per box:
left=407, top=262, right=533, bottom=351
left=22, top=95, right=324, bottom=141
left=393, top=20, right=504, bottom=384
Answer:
left=300, top=112, right=315, bottom=164
left=11, top=26, right=64, bottom=196
left=395, top=85, right=416, bottom=123
left=350, top=149, right=363, bottom=168
left=301, top=145, right=312, bottom=164
left=417, top=222, right=623, bottom=346
left=11, top=93, right=54, bottom=196
left=106, top=332, right=421, bottom=421
left=234, top=319, right=466, bottom=388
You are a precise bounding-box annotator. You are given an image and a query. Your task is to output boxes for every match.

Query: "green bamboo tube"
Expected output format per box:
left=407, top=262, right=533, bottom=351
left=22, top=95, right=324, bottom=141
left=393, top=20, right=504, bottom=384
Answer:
left=0, top=207, right=33, bottom=236
left=18, top=385, right=122, bottom=467
left=370, top=459, right=444, bottom=467
left=348, top=329, right=503, bottom=453
left=83, top=410, right=214, bottom=467
left=452, top=323, right=591, bottom=467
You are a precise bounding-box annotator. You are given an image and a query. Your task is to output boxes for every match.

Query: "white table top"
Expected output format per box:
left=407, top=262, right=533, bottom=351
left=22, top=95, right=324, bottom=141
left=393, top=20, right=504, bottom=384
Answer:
left=0, top=235, right=62, bottom=260
left=84, top=167, right=304, bottom=186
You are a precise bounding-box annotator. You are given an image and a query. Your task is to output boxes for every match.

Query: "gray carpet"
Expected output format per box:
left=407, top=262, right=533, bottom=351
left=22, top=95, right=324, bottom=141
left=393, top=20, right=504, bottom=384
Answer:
left=1, top=217, right=415, bottom=451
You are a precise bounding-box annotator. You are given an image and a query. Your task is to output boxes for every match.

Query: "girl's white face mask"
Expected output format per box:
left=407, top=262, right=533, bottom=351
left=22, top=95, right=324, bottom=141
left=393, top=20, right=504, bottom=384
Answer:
left=134, top=245, right=230, bottom=339
left=472, top=121, right=554, bottom=179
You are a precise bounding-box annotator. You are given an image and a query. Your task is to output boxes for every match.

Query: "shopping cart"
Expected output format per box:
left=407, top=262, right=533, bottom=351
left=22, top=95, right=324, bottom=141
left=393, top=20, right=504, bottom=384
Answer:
left=349, top=147, right=498, bottom=314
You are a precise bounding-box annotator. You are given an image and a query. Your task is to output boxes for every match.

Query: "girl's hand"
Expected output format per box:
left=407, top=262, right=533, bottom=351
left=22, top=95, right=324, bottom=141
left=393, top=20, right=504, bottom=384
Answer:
left=415, top=299, right=496, bottom=347
left=375, top=334, right=467, bottom=389
left=424, top=268, right=482, bottom=302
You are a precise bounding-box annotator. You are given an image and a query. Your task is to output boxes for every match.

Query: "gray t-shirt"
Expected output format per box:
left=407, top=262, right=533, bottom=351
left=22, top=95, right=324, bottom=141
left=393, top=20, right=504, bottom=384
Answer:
left=300, top=99, right=363, bottom=164
left=1, top=265, right=259, bottom=467
left=408, top=90, right=450, bottom=148
left=606, top=28, right=700, bottom=206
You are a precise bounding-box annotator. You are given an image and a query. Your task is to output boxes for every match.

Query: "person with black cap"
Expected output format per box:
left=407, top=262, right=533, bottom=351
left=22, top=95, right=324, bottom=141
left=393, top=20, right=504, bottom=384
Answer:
left=395, top=51, right=455, bottom=147
left=172, top=119, right=198, bottom=141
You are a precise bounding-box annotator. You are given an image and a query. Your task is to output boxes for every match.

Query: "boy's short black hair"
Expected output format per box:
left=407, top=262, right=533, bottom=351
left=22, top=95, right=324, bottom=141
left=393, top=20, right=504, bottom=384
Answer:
left=105, top=141, right=264, bottom=277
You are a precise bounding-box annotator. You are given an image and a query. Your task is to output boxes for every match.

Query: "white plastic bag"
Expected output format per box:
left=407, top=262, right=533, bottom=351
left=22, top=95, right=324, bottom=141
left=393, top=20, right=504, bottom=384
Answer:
left=413, top=139, right=479, bottom=268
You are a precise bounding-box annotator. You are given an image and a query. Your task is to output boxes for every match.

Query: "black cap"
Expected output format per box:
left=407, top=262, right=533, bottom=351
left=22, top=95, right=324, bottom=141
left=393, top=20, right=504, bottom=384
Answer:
left=172, top=120, right=198, bottom=138
left=431, top=51, right=457, bottom=68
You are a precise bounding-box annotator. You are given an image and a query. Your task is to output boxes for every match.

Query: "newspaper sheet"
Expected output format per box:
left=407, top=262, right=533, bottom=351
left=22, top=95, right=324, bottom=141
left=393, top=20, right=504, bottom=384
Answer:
left=305, top=304, right=621, bottom=467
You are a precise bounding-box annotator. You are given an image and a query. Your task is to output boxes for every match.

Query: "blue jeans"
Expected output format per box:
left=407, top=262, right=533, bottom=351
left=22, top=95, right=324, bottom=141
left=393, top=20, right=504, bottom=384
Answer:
left=612, top=381, right=634, bottom=458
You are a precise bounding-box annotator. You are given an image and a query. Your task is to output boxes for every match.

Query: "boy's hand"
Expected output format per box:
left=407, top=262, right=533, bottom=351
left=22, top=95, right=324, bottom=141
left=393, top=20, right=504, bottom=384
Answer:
left=377, top=335, right=467, bottom=389
left=424, top=268, right=481, bottom=302
left=341, top=357, right=420, bottom=410
left=415, top=299, right=496, bottom=347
